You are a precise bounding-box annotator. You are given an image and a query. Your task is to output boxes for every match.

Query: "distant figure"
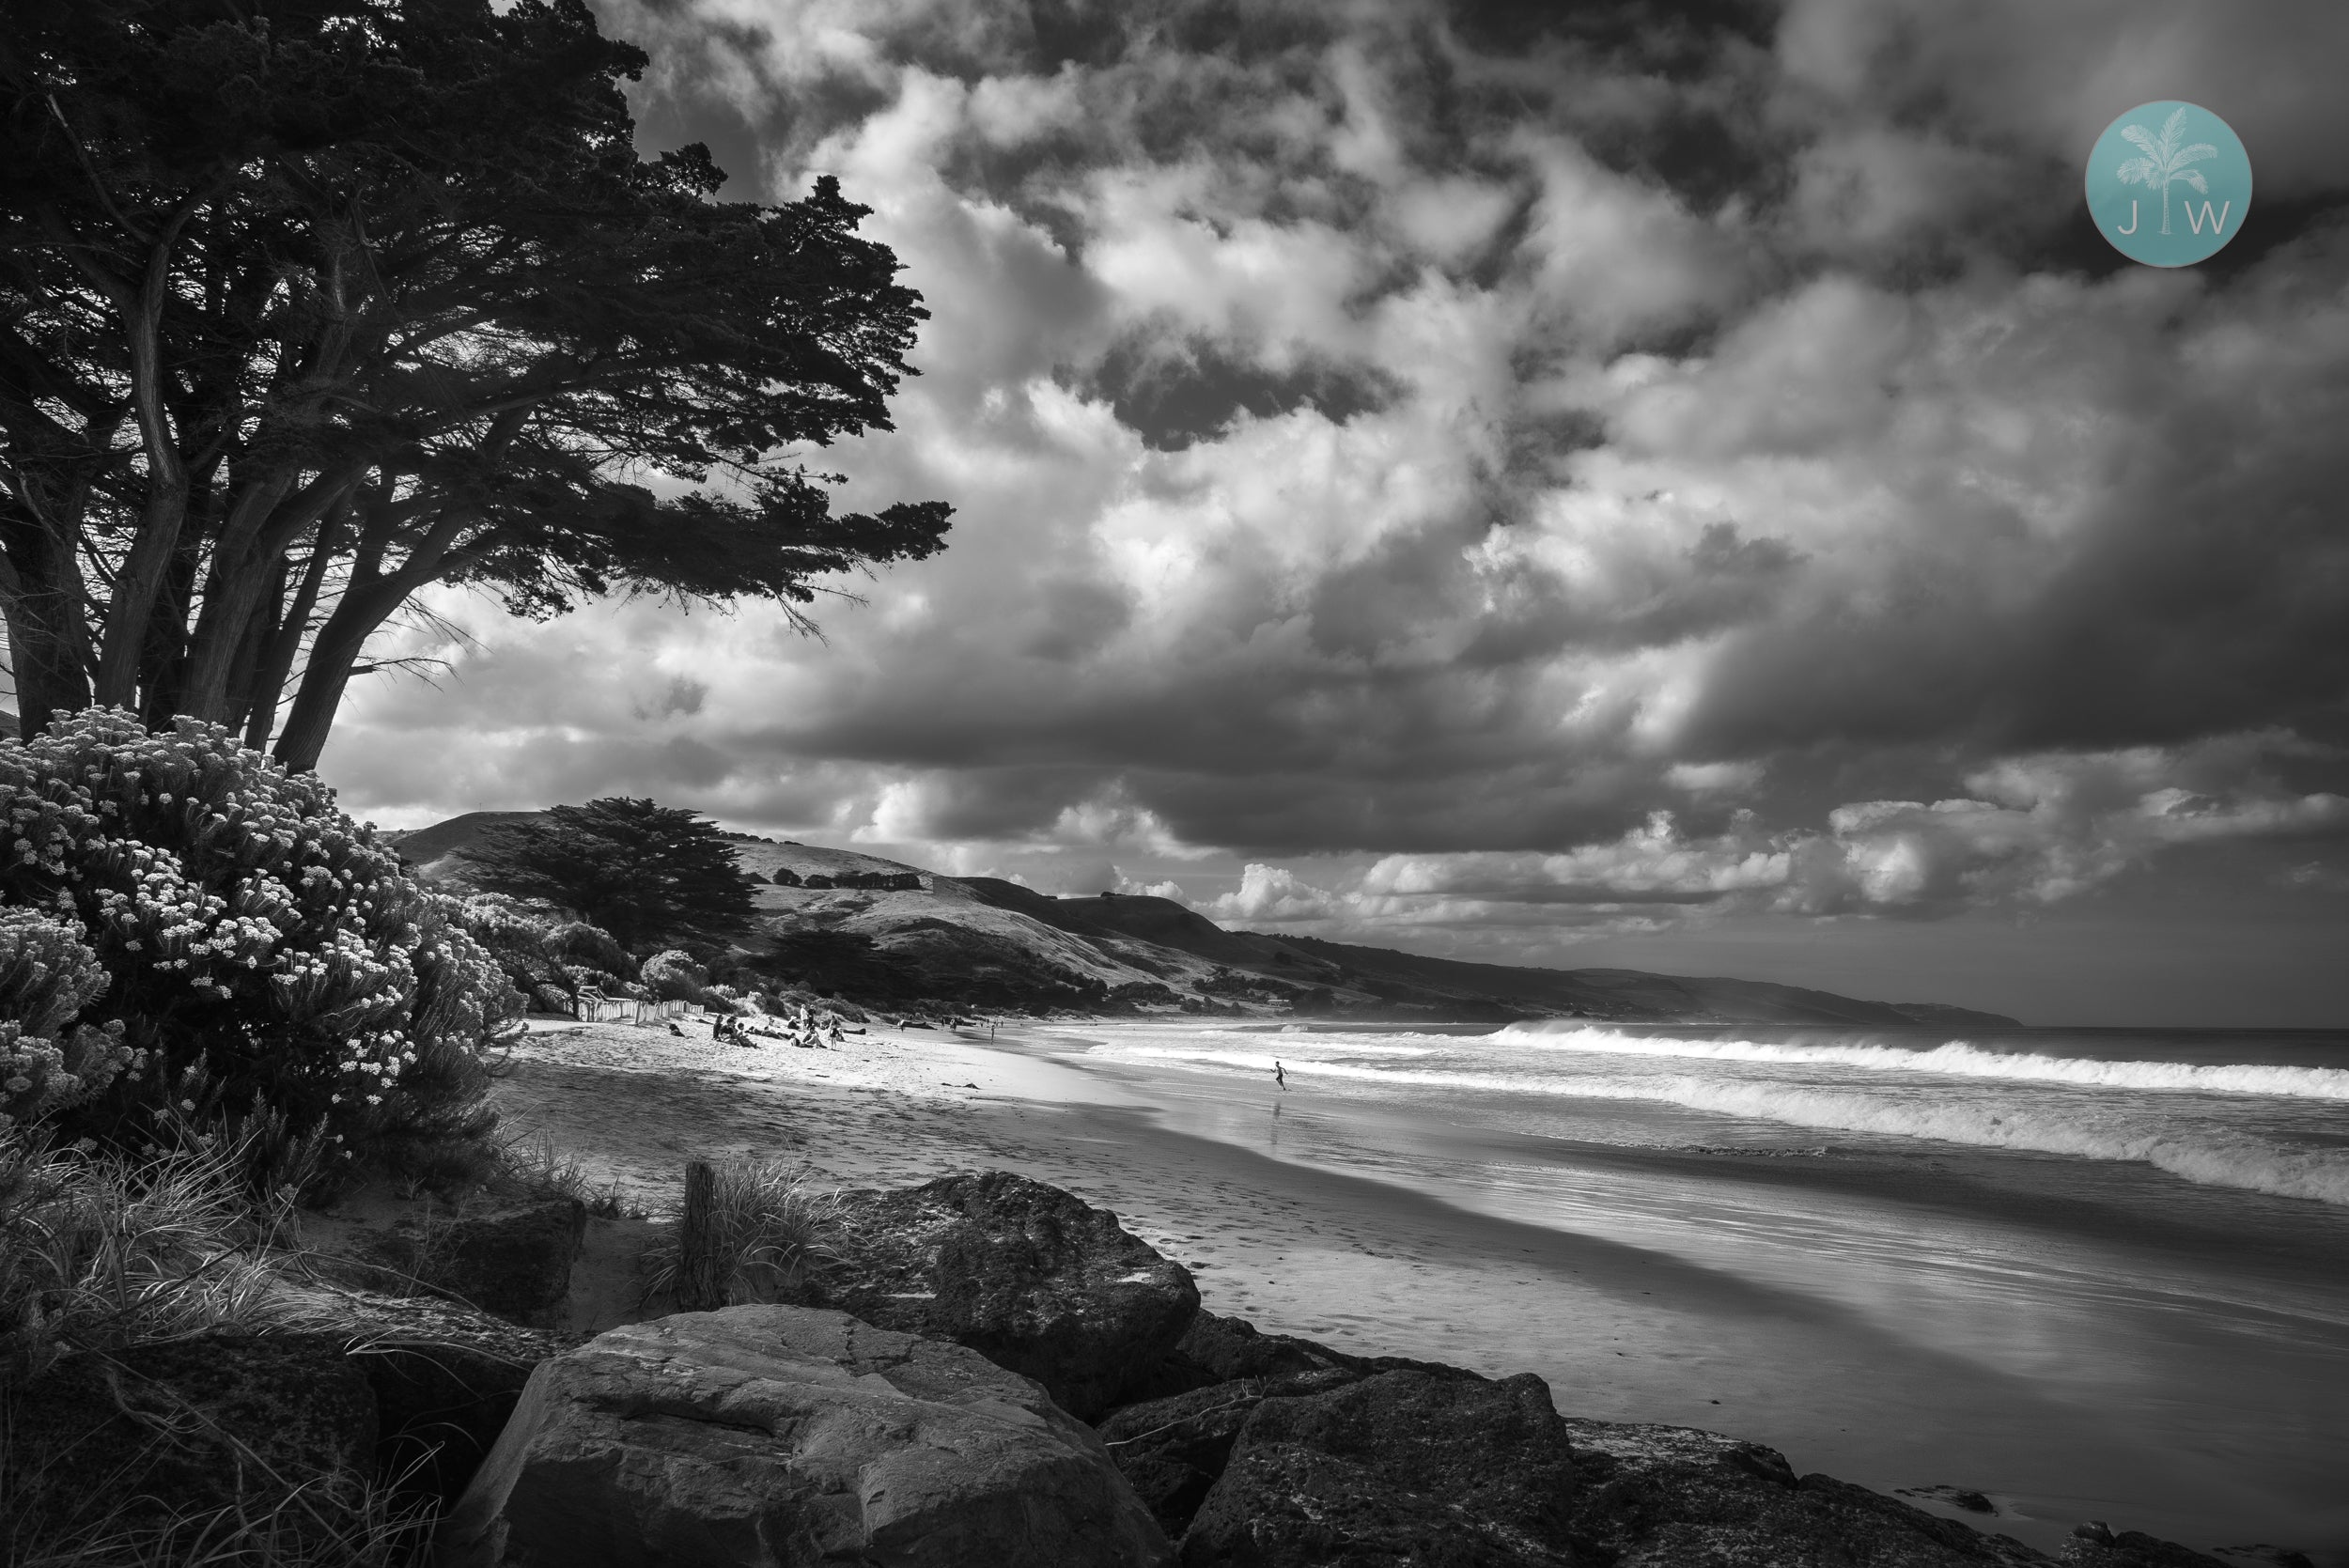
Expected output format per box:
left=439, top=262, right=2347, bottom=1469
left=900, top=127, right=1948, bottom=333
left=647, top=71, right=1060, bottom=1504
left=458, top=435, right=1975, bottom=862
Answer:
left=1274, top=1060, right=1287, bottom=1092
left=666, top=1022, right=683, bottom=1037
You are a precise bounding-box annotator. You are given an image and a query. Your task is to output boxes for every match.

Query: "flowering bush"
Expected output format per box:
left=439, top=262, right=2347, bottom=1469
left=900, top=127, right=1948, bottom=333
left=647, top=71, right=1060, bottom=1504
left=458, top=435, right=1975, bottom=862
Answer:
left=0, top=910, right=136, bottom=1127
left=0, top=708, right=522, bottom=1189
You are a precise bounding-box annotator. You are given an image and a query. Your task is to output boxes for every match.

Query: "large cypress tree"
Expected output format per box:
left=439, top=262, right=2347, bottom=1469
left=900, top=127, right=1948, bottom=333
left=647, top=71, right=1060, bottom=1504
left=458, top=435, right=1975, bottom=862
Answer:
left=458, top=798, right=761, bottom=952
left=0, top=0, right=951, bottom=764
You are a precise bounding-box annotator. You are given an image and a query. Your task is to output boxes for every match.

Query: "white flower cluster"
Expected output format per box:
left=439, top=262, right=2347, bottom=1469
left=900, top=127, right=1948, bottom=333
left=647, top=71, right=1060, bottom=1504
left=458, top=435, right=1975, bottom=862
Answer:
left=0, top=1015, right=140, bottom=1131
left=0, top=708, right=515, bottom=1145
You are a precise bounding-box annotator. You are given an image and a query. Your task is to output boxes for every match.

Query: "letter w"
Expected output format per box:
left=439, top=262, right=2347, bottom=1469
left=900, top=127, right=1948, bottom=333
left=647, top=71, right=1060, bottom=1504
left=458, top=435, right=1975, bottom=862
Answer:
left=2186, top=200, right=2232, bottom=235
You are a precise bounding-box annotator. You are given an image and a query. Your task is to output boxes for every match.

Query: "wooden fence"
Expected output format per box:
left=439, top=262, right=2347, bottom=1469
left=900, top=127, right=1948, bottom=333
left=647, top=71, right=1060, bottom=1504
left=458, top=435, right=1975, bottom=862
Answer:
left=571, top=996, right=699, bottom=1026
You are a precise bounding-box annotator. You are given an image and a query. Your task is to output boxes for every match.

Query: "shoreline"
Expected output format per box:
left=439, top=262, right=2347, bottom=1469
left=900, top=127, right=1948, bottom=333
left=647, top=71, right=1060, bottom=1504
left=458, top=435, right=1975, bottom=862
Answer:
left=490, top=1015, right=2349, bottom=1564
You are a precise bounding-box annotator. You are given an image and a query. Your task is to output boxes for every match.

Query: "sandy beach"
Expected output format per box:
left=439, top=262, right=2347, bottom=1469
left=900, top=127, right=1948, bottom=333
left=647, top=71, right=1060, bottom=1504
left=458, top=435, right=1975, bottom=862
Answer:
left=491, top=1014, right=2349, bottom=1565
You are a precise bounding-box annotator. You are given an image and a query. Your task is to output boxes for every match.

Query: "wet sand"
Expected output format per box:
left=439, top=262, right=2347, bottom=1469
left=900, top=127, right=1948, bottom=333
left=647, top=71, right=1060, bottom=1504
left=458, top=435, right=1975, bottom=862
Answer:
left=490, top=1016, right=2349, bottom=1565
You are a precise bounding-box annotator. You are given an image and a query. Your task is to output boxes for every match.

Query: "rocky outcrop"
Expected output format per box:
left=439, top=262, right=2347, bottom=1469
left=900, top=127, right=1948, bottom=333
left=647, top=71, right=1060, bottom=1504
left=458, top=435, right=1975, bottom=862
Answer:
left=1, top=1333, right=377, bottom=1546
left=1145, top=1372, right=2057, bottom=1568
left=804, top=1170, right=1199, bottom=1421
left=435, top=1304, right=1173, bottom=1568
left=1096, top=1310, right=2259, bottom=1568
left=2058, top=1523, right=2232, bottom=1567
left=1555, top=1417, right=2048, bottom=1568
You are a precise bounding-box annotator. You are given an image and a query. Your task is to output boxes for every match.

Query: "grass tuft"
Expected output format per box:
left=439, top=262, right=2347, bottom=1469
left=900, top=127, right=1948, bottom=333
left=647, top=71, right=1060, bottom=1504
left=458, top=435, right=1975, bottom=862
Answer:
left=639, top=1160, right=837, bottom=1306
left=492, top=1125, right=643, bottom=1219
left=0, top=1395, right=439, bottom=1567
left=0, top=1123, right=309, bottom=1387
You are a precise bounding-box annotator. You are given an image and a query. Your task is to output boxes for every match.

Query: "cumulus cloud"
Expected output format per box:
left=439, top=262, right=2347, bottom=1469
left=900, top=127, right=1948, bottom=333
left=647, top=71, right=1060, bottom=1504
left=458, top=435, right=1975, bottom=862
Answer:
left=306, top=0, right=2349, bottom=983
left=1203, top=736, right=2349, bottom=945
left=1205, top=863, right=1353, bottom=925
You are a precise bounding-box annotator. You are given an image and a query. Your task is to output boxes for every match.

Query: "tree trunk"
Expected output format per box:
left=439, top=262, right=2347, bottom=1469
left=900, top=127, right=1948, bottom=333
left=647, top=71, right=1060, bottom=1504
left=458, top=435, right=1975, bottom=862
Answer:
left=221, top=556, right=285, bottom=743
left=88, top=224, right=204, bottom=710
left=177, top=473, right=294, bottom=722
left=179, top=465, right=358, bottom=722
left=0, top=501, right=95, bottom=737
left=272, top=503, right=479, bottom=772
left=244, top=512, right=344, bottom=752
left=136, top=535, right=206, bottom=731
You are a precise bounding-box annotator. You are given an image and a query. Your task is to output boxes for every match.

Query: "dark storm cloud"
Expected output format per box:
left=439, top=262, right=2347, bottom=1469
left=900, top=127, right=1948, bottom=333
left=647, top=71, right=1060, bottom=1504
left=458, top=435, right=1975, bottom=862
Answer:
left=325, top=0, right=2349, bottom=956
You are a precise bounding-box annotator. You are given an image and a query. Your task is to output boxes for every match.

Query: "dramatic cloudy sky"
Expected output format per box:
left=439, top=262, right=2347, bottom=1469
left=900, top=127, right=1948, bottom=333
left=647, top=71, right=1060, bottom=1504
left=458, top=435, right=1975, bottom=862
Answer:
left=325, top=0, right=2349, bottom=1026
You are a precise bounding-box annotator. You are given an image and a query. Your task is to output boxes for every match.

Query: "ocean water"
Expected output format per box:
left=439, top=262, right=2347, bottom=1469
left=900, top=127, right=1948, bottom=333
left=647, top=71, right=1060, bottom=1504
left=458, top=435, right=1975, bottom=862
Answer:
left=1048, top=1019, right=2349, bottom=1561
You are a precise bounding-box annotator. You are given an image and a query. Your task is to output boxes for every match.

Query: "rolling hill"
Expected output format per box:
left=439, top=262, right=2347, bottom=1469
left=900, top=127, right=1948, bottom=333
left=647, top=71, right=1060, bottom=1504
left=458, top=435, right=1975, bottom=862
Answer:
left=396, top=813, right=2018, bottom=1028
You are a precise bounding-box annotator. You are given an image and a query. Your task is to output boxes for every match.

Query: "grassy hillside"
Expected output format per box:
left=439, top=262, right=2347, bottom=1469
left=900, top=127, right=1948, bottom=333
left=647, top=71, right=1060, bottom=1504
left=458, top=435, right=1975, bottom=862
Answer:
left=405, top=814, right=2017, bottom=1027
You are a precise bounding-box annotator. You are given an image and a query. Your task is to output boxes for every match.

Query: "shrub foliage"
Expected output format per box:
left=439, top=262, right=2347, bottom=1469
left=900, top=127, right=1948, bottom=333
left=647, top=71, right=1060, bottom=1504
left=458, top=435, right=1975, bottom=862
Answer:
left=640, top=950, right=711, bottom=1004
left=0, top=709, right=521, bottom=1186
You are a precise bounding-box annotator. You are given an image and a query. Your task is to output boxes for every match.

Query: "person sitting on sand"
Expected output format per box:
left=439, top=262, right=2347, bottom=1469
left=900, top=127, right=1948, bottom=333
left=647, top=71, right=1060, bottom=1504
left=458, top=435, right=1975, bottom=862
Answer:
left=666, top=1022, right=683, bottom=1037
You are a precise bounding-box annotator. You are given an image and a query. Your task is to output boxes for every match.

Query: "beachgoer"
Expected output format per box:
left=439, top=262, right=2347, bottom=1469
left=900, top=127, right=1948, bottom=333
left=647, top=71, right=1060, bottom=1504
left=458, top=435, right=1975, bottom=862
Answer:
left=1274, top=1060, right=1288, bottom=1092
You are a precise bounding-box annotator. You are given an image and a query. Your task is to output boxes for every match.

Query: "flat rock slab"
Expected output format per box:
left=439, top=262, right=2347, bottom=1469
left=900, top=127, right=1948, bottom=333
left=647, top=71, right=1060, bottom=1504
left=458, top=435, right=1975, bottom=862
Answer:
left=808, top=1169, right=1199, bottom=1421
left=436, top=1304, right=1173, bottom=1568
left=1561, top=1418, right=2052, bottom=1568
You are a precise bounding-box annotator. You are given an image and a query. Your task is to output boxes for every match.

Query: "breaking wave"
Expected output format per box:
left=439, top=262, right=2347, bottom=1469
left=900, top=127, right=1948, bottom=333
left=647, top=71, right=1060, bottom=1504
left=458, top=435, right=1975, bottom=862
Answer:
left=1091, top=1041, right=2349, bottom=1208
left=1488, top=1025, right=2349, bottom=1101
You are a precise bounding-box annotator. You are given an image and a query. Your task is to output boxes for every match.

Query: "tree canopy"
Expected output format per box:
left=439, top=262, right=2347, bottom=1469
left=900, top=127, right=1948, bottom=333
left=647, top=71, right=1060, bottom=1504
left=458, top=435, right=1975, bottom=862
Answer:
left=0, top=0, right=952, bottom=767
left=456, top=797, right=761, bottom=951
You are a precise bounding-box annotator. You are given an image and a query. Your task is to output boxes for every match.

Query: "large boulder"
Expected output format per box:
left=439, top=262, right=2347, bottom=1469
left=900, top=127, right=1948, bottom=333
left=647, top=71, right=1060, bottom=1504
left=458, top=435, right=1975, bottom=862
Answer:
left=1115, top=1307, right=1488, bottom=1408
left=357, top=1194, right=588, bottom=1327
left=435, top=1304, right=1174, bottom=1568
left=1179, top=1369, right=1581, bottom=1566
left=807, top=1170, right=1198, bottom=1421
left=1100, top=1367, right=1375, bottom=1540
left=434, top=1196, right=589, bottom=1326
left=1560, top=1417, right=2050, bottom=1568
left=1, top=1333, right=377, bottom=1548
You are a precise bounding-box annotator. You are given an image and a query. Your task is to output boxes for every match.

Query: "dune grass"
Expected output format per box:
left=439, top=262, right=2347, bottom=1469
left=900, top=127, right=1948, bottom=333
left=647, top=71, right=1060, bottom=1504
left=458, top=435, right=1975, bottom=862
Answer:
left=0, top=1393, right=438, bottom=1568
left=0, top=1123, right=318, bottom=1387
left=639, top=1158, right=838, bottom=1307
left=0, top=1116, right=621, bottom=1564
left=492, top=1124, right=641, bottom=1219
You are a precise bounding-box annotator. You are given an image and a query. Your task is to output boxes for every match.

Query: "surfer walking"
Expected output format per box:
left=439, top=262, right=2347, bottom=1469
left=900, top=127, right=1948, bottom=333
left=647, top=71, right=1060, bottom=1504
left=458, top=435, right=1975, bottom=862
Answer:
left=1274, top=1059, right=1288, bottom=1092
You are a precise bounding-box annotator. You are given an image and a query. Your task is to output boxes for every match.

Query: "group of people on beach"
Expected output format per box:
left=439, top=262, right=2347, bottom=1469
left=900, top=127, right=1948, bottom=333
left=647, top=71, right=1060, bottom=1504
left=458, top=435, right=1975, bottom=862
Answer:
left=663, top=1004, right=852, bottom=1052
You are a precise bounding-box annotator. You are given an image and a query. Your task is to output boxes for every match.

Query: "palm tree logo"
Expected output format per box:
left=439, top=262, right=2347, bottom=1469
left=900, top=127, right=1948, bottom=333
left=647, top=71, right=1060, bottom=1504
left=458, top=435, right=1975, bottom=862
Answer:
left=2114, top=106, right=2217, bottom=236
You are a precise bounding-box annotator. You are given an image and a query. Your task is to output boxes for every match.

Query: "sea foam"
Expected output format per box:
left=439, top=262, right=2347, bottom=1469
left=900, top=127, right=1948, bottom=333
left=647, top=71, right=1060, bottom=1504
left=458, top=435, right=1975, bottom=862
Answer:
left=1488, top=1025, right=2349, bottom=1101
